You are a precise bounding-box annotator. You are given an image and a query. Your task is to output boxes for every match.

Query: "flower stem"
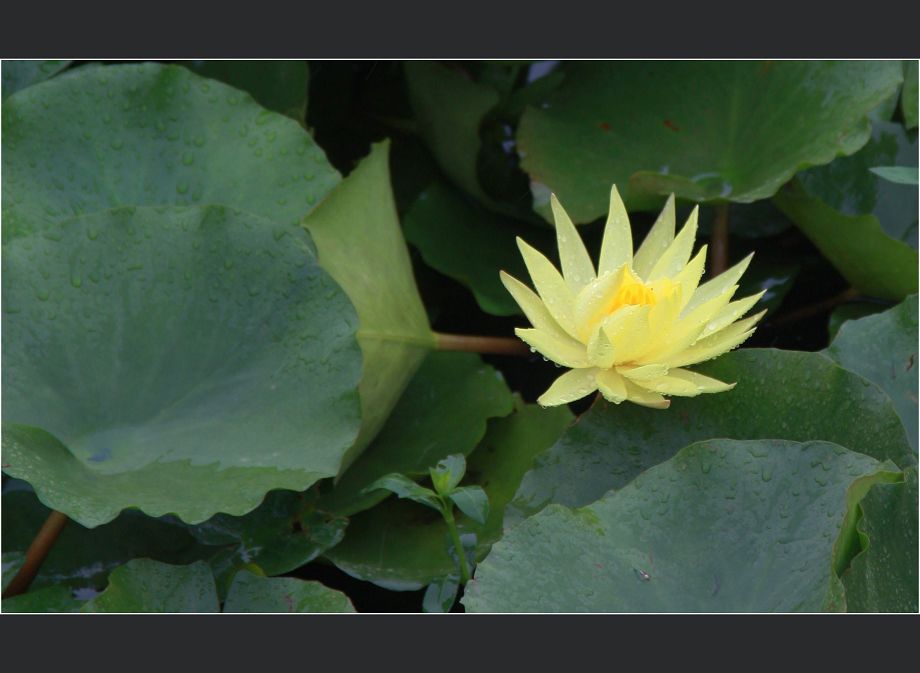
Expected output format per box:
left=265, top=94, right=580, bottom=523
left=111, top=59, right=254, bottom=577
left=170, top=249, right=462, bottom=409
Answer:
left=710, top=203, right=730, bottom=276
left=769, top=287, right=860, bottom=327
left=2, top=510, right=69, bottom=599
left=434, top=332, right=530, bottom=357
left=441, top=504, right=471, bottom=584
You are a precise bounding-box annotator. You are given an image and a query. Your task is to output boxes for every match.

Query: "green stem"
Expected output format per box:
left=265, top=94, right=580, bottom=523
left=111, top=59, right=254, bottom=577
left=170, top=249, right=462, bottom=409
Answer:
left=441, top=503, right=471, bottom=584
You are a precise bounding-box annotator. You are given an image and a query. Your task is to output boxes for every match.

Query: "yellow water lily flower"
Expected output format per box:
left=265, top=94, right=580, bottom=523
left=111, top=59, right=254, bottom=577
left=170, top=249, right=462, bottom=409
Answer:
left=500, top=186, right=766, bottom=409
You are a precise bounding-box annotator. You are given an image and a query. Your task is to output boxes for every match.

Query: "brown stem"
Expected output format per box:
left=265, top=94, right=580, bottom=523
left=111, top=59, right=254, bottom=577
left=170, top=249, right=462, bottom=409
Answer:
left=710, top=204, right=730, bottom=276
left=2, top=510, right=69, bottom=599
left=769, top=287, right=860, bottom=328
left=433, top=332, right=530, bottom=356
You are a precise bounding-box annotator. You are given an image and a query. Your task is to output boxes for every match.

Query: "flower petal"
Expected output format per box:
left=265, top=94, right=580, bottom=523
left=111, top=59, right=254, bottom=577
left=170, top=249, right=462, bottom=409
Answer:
left=602, top=304, right=651, bottom=364
left=661, top=310, right=766, bottom=368
left=639, top=286, right=737, bottom=364
left=515, top=328, right=589, bottom=368
left=587, top=326, right=616, bottom=368
left=635, top=284, right=684, bottom=359
left=551, top=194, right=595, bottom=291
left=516, top=237, right=578, bottom=337
left=699, top=290, right=765, bottom=339
left=623, top=379, right=670, bottom=409
left=647, top=206, right=699, bottom=282
left=500, top=270, right=576, bottom=341
left=573, top=264, right=628, bottom=341
left=633, top=194, right=675, bottom=280
left=617, top=363, right=669, bottom=380
left=597, top=185, right=633, bottom=276
left=671, top=244, right=708, bottom=310
left=537, top=367, right=599, bottom=407
left=632, top=368, right=735, bottom=397
left=685, top=252, right=754, bottom=313
left=596, top=368, right=628, bottom=403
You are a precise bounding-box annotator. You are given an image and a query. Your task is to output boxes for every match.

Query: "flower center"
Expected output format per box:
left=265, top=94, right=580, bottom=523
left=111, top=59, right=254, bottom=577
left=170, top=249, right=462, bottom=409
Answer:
left=605, top=278, right=657, bottom=315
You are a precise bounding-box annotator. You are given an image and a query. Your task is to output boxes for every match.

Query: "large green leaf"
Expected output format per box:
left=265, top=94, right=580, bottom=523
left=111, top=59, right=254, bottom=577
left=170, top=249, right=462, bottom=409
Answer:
left=825, top=295, right=918, bottom=452
left=320, top=352, right=514, bottom=516
left=841, top=467, right=918, bottom=612
left=1, top=205, right=362, bottom=526
left=326, top=404, right=573, bottom=590
left=2, top=62, right=340, bottom=244
left=2, top=486, right=208, bottom=593
left=184, top=60, right=309, bottom=122
left=403, top=180, right=556, bottom=316
left=517, top=61, right=903, bottom=221
left=509, top=349, right=915, bottom=524
left=1, top=59, right=71, bottom=100
left=82, top=559, right=219, bottom=612
left=303, top=141, right=434, bottom=472
left=223, top=571, right=355, bottom=613
left=464, top=439, right=898, bottom=612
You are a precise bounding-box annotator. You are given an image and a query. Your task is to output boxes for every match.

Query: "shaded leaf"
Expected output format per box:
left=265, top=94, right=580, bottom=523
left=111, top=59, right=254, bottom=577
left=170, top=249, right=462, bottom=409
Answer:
left=82, top=559, right=219, bottom=612
left=405, top=61, right=511, bottom=214
left=319, top=352, right=512, bottom=516
left=223, top=571, right=355, bottom=613
left=903, top=60, right=918, bottom=130
left=1, top=59, right=71, bottom=100
left=189, top=491, right=347, bottom=594
left=464, top=440, right=897, bottom=612
left=825, top=295, right=918, bottom=452
left=2, top=486, right=208, bottom=593
left=403, top=180, right=557, bottom=316
left=326, top=404, right=573, bottom=589
left=184, top=60, right=309, bottom=122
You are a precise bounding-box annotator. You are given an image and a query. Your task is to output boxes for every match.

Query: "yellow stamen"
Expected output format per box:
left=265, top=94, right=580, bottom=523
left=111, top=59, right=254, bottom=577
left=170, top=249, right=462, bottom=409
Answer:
left=605, top=278, right=658, bottom=315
